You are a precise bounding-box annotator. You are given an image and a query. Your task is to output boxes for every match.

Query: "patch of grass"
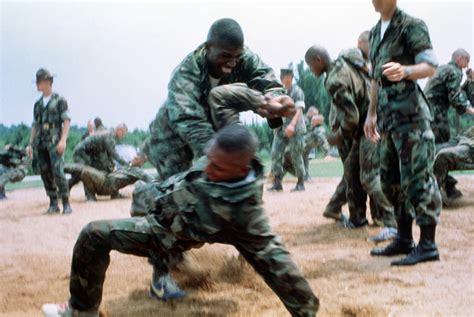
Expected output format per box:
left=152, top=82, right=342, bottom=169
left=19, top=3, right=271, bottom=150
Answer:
left=5, top=180, right=44, bottom=191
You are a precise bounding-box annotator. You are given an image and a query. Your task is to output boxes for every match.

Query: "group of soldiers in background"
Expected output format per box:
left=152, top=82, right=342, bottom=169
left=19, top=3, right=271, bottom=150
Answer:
left=1, top=1, right=473, bottom=316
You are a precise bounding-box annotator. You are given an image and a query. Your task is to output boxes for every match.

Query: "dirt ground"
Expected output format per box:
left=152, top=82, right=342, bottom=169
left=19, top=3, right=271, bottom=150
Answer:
left=1, top=175, right=473, bottom=317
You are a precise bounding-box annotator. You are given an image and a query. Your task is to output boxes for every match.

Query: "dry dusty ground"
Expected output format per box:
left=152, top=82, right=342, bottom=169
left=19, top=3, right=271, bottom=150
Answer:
left=1, top=175, right=473, bottom=317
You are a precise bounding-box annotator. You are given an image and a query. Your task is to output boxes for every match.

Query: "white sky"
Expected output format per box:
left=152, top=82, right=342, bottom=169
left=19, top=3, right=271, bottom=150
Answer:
left=1, top=0, right=472, bottom=129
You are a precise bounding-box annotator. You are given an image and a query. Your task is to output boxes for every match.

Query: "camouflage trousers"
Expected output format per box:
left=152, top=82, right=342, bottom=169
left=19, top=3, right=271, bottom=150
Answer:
left=36, top=142, right=69, bottom=198
left=283, top=126, right=329, bottom=178
left=325, top=140, right=350, bottom=213
left=68, top=216, right=318, bottom=316
left=380, top=125, right=442, bottom=226
left=0, top=164, right=27, bottom=187
left=358, top=137, right=396, bottom=228
left=271, top=128, right=305, bottom=179
left=65, top=163, right=152, bottom=197
left=434, top=141, right=474, bottom=197
left=70, top=150, right=116, bottom=198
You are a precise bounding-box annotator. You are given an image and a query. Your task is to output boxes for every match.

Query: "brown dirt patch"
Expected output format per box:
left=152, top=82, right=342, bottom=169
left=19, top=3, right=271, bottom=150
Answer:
left=1, top=176, right=473, bottom=316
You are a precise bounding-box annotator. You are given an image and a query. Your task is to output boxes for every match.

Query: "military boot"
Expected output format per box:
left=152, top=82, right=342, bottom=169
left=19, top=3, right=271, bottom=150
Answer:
left=62, top=197, right=73, bottom=214
left=47, top=196, right=61, bottom=214
left=371, top=218, right=415, bottom=256
left=391, top=224, right=439, bottom=266
left=267, top=176, right=283, bottom=192
left=291, top=177, right=305, bottom=192
left=0, top=185, right=6, bottom=200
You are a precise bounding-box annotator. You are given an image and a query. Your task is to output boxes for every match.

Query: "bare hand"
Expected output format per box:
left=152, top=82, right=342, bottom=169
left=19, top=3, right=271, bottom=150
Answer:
left=131, top=155, right=146, bottom=167
left=364, top=114, right=380, bottom=143
left=285, top=124, right=295, bottom=137
left=382, top=62, right=407, bottom=82
left=56, top=140, right=66, bottom=156
left=326, top=131, right=342, bottom=146
left=263, top=95, right=296, bottom=118
left=465, top=107, right=474, bottom=115
left=311, top=115, right=324, bottom=127
left=26, top=145, right=33, bottom=159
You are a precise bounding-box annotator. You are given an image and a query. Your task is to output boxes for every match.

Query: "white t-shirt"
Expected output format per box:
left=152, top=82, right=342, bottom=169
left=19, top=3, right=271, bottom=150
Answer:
left=209, top=76, right=220, bottom=88
left=42, top=95, right=52, bottom=107
left=381, top=19, right=391, bottom=39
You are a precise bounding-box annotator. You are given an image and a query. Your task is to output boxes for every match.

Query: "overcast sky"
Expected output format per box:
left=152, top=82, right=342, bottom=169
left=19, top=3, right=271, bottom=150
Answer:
left=1, top=0, right=472, bottom=129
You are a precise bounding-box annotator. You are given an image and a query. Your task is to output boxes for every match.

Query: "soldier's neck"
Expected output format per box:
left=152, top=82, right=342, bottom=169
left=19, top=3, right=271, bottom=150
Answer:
left=42, top=88, right=52, bottom=97
left=380, top=6, right=396, bottom=21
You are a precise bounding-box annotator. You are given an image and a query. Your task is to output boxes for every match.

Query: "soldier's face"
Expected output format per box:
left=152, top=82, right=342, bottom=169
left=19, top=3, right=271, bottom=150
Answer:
left=306, top=58, right=324, bottom=77
left=457, top=56, right=470, bottom=69
left=280, top=74, right=293, bottom=88
left=205, top=145, right=251, bottom=182
left=36, top=80, right=52, bottom=93
left=205, top=43, right=243, bottom=79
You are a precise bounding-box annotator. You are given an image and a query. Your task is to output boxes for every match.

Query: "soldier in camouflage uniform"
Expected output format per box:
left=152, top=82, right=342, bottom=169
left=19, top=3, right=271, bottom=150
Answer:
left=145, top=18, right=286, bottom=181
left=69, top=124, right=128, bottom=201
left=280, top=106, right=329, bottom=181
left=305, top=46, right=396, bottom=231
left=64, top=163, right=153, bottom=198
left=364, top=1, right=442, bottom=266
left=268, top=68, right=307, bottom=192
left=26, top=68, right=72, bottom=214
left=424, top=49, right=474, bottom=201
left=41, top=125, right=319, bottom=317
left=0, top=145, right=30, bottom=200
left=434, top=126, right=474, bottom=206
left=424, top=49, right=473, bottom=145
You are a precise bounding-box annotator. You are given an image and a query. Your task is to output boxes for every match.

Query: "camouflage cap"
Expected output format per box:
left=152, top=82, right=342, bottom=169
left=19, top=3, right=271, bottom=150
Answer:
left=280, top=68, right=293, bottom=77
left=36, top=68, right=54, bottom=82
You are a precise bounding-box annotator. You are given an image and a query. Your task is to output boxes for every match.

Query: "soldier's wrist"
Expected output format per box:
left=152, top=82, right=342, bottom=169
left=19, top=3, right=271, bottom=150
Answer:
left=403, top=66, right=413, bottom=79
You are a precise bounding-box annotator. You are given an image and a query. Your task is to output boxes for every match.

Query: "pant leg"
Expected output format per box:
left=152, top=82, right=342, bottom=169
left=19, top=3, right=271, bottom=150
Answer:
left=380, top=132, right=403, bottom=220
left=69, top=217, right=174, bottom=311
left=325, top=140, right=350, bottom=211
left=271, top=129, right=288, bottom=179
left=434, top=144, right=474, bottom=190
left=392, top=128, right=442, bottom=226
left=37, top=145, right=58, bottom=198
left=288, top=134, right=305, bottom=179
left=344, top=137, right=368, bottom=224
left=359, top=136, right=396, bottom=228
left=48, top=145, right=69, bottom=198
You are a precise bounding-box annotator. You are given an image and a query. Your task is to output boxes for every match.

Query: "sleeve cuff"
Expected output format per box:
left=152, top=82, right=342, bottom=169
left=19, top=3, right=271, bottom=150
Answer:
left=415, top=49, right=438, bottom=67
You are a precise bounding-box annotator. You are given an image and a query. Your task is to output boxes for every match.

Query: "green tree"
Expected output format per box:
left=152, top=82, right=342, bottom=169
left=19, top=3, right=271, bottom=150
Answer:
left=295, top=60, right=331, bottom=122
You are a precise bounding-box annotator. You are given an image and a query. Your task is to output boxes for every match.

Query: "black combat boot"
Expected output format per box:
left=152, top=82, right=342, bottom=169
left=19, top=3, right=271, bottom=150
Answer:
left=371, top=218, right=415, bottom=256
left=267, top=176, right=283, bottom=192
left=62, top=197, right=73, bottom=214
left=0, top=185, right=6, bottom=200
left=291, top=177, right=305, bottom=192
left=391, top=224, right=439, bottom=266
left=47, top=196, right=61, bottom=214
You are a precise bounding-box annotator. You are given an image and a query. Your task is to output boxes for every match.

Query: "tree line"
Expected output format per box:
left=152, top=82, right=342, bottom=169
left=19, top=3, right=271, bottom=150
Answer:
left=2, top=61, right=471, bottom=174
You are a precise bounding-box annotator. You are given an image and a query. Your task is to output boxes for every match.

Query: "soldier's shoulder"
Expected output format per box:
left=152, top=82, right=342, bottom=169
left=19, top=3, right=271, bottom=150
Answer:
left=172, top=44, right=206, bottom=81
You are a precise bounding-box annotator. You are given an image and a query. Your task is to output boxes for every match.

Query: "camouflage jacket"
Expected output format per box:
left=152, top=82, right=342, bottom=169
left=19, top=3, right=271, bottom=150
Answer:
left=282, top=84, right=306, bottom=134
left=150, top=43, right=284, bottom=159
left=133, top=157, right=272, bottom=251
left=325, top=48, right=370, bottom=138
left=424, top=61, right=471, bottom=143
left=33, top=93, right=70, bottom=146
left=74, top=131, right=127, bottom=168
left=369, top=8, right=437, bottom=132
